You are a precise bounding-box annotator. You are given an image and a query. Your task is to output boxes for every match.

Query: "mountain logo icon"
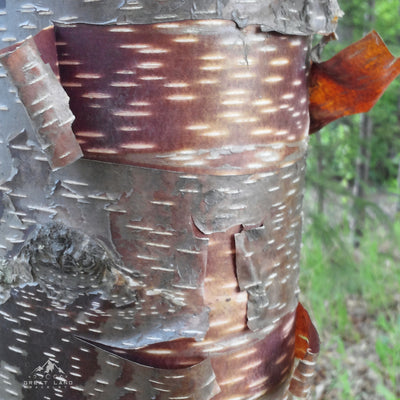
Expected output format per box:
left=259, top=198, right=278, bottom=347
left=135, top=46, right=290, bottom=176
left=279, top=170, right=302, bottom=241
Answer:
left=24, top=357, right=74, bottom=389
left=30, top=358, right=67, bottom=379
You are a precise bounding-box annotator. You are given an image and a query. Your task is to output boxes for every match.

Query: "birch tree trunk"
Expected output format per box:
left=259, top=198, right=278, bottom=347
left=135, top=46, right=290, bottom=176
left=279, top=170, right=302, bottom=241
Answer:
left=0, top=2, right=400, bottom=400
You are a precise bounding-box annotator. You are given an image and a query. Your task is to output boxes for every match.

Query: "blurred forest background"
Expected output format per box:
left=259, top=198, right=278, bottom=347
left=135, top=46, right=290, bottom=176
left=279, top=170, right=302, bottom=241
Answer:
left=300, top=0, right=400, bottom=398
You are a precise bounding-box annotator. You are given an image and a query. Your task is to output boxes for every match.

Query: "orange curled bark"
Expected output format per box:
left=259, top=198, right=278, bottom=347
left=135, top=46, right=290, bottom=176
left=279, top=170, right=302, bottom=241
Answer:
left=288, top=303, right=320, bottom=398
left=309, top=30, right=400, bottom=133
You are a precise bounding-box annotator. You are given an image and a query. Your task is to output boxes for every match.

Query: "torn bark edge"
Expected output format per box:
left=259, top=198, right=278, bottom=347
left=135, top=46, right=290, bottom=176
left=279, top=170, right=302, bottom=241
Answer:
left=288, top=303, right=320, bottom=398
left=0, top=26, right=82, bottom=170
left=309, top=30, right=400, bottom=133
left=234, top=222, right=301, bottom=334
left=59, top=335, right=222, bottom=400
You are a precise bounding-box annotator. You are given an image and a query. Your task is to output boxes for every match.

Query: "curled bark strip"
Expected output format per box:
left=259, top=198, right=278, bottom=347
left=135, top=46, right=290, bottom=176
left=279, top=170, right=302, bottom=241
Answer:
left=232, top=159, right=305, bottom=333
left=309, top=30, right=400, bottom=133
left=288, top=303, right=320, bottom=399
left=0, top=31, right=82, bottom=170
left=0, top=26, right=60, bottom=77
left=235, top=218, right=302, bottom=333
left=0, top=287, right=220, bottom=400
left=83, top=347, right=221, bottom=400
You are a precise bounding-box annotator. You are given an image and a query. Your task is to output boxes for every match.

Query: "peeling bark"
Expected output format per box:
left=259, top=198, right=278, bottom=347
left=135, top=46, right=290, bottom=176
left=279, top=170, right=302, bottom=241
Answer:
left=0, top=0, right=342, bottom=38
left=288, top=304, right=320, bottom=398
left=0, top=2, right=399, bottom=400
left=0, top=31, right=82, bottom=170
left=309, top=31, right=400, bottom=133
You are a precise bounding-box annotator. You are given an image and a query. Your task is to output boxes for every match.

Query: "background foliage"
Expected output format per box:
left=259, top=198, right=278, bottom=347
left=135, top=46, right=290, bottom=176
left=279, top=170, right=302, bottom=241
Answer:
left=301, top=1, right=400, bottom=398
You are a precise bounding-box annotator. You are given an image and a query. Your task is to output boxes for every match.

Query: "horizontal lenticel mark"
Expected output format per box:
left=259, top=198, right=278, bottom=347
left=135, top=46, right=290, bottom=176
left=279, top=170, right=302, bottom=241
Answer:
left=218, top=375, right=247, bottom=386
left=220, top=112, right=243, bottom=118
left=224, top=89, right=248, bottom=96
left=108, top=27, right=136, bottom=33
left=138, top=48, right=169, bottom=54
left=75, top=72, right=102, bottom=79
left=232, top=72, right=255, bottom=79
left=246, top=163, right=264, bottom=169
left=154, top=23, right=180, bottom=29
left=120, top=143, right=156, bottom=150
left=221, top=99, right=245, bottom=105
left=137, top=62, right=163, bottom=69
left=250, top=128, right=274, bottom=135
left=58, top=60, right=82, bottom=65
left=290, top=40, right=302, bottom=47
left=85, top=148, right=118, bottom=154
left=261, top=107, right=279, bottom=113
left=233, top=117, right=258, bottom=124
left=259, top=45, right=278, bottom=52
left=164, top=82, right=189, bottom=88
left=109, top=82, right=138, bottom=87
left=166, top=95, right=196, bottom=101
left=186, top=124, right=209, bottom=130
left=128, top=101, right=150, bottom=106
left=200, top=54, right=226, bottom=61
left=252, top=99, right=272, bottom=106
left=139, top=76, right=165, bottom=80
left=198, top=79, right=218, bottom=85
left=117, top=126, right=141, bottom=132
left=256, top=152, right=279, bottom=161
left=62, top=82, right=83, bottom=87
left=202, top=131, right=228, bottom=137
left=173, top=36, right=198, bottom=43
left=112, top=110, right=152, bottom=117
left=81, top=92, right=112, bottom=99
left=115, top=70, right=136, bottom=74
left=281, top=93, right=295, bottom=99
left=200, top=65, right=223, bottom=71
left=119, top=44, right=148, bottom=49
left=264, top=76, right=284, bottom=83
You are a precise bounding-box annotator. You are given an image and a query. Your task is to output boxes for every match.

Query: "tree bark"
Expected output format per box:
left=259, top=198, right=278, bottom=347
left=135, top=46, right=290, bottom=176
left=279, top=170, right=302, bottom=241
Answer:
left=1, top=1, right=400, bottom=400
left=0, top=4, right=332, bottom=398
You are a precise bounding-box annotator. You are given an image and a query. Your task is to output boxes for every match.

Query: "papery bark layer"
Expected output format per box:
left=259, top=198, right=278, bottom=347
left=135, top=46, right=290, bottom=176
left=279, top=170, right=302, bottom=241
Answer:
left=0, top=29, right=82, bottom=170
left=309, top=31, right=400, bottom=133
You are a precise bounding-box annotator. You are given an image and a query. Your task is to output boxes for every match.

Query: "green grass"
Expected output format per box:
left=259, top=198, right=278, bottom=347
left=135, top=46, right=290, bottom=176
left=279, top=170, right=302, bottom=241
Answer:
left=374, top=313, right=400, bottom=398
left=300, top=211, right=400, bottom=399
